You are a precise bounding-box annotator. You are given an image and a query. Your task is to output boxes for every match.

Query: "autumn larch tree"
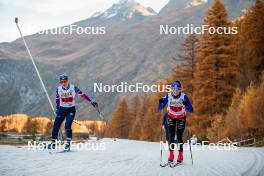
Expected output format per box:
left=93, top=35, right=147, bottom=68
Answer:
left=104, top=97, right=130, bottom=139
left=141, top=82, right=166, bottom=141
left=191, top=0, right=239, bottom=135
left=128, top=95, right=142, bottom=140
left=240, top=0, right=264, bottom=86
left=169, top=34, right=199, bottom=99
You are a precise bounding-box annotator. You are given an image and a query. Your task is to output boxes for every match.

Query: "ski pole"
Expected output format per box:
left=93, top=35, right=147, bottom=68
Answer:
left=73, top=120, right=82, bottom=126
left=15, top=17, right=64, bottom=141
left=160, top=106, right=164, bottom=164
left=187, top=124, right=194, bottom=165
left=94, top=104, right=107, bottom=124
left=189, top=139, right=194, bottom=165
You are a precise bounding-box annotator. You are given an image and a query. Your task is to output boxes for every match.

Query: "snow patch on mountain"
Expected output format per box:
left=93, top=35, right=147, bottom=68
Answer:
left=90, top=12, right=102, bottom=18
left=186, top=0, right=208, bottom=8
left=126, top=3, right=157, bottom=18
left=90, top=0, right=157, bottom=20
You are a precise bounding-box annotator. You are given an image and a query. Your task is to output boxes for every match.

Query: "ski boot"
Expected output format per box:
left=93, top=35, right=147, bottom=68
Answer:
left=177, top=151, right=183, bottom=163
left=47, top=140, right=56, bottom=150
left=168, top=150, right=174, bottom=162
left=64, top=141, right=71, bottom=151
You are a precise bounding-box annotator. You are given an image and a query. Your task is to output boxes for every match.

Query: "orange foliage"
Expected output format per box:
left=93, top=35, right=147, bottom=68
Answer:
left=0, top=114, right=105, bottom=135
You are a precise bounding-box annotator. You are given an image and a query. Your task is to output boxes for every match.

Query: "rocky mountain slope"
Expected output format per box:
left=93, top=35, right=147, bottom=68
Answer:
left=0, top=0, right=255, bottom=119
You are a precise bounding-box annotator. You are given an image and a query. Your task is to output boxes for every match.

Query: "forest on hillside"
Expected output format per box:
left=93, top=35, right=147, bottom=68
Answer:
left=104, top=0, right=264, bottom=143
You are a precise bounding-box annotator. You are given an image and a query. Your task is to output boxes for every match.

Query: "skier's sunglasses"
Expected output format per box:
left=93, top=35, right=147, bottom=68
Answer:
left=60, top=80, right=68, bottom=83
left=172, top=88, right=181, bottom=91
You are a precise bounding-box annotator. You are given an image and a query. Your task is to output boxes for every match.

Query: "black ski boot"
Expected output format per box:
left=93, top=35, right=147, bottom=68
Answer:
left=47, top=140, right=56, bottom=150
left=64, top=141, right=71, bottom=151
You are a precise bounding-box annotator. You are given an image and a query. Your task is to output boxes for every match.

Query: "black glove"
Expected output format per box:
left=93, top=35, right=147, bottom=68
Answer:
left=91, top=101, right=98, bottom=108
left=159, top=98, right=164, bottom=104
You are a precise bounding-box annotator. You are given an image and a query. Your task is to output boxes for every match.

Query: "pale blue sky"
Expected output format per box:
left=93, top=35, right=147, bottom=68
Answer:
left=0, top=0, right=169, bottom=42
